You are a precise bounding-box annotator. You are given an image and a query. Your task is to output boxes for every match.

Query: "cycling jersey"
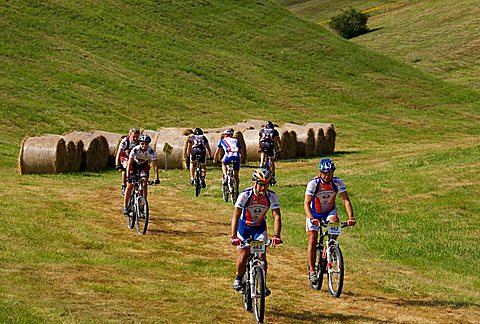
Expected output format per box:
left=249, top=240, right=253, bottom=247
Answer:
left=235, top=187, right=280, bottom=227
left=129, top=145, right=157, bottom=164
left=305, top=176, right=346, bottom=218
left=259, top=128, right=279, bottom=145
left=218, top=136, right=241, bottom=158
left=118, top=136, right=138, bottom=158
left=189, top=134, right=209, bottom=149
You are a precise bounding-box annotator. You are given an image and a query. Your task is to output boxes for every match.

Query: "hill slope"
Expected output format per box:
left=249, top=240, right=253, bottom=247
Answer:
left=0, top=0, right=479, bottom=322
left=277, top=0, right=480, bottom=90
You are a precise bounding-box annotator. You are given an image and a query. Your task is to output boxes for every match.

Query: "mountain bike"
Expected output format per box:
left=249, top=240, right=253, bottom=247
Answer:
left=125, top=175, right=155, bottom=235
left=240, top=238, right=281, bottom=323
left=311, top=221, right=349, bottom=297
left=222, top=161, right=238, bottom=204
left=192, top=155, right=204, bottom=197
left=260, top=152, right=277, bottom=186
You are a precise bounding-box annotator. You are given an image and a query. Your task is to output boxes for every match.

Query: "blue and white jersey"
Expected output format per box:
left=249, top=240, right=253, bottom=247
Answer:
left=235, top=188, right=280, bottom=227
left=305, top=176, right=346, bottom=217
left=218, top=136, right=241, bottom=158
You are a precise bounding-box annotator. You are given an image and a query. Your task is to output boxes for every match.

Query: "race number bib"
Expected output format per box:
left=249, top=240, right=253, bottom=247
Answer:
left=250, top=240, right=265, bottom=254
left=327, top=222, right=342, bottom=235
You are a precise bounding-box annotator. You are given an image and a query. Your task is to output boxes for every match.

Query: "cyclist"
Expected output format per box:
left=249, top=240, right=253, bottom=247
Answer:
left=258, top=121, right=281, bottom=184
left=213, top=128, right=242, bottom=187
left=304, top=158, right=356, bottom=287
left=115, top=128, right=140, bottom=196
left=186, top=128, right=212, bottom=188
left=122, top=134, right=160, bottom=215
left=230, top=168, right=282, bottom=296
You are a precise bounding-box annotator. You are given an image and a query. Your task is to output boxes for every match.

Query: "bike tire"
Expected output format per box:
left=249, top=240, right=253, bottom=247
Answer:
left=231, top=178, right=238, bottom=205
left=253, top=266, right=265, bottom=323
left=195, top=168, right=201, bottom=197
left=222, top=183, right=229, bottom=203
left=135, top=196, right=149, bottom=235
left=126, top=196, right=135, bottom=229
left=312, top=246, right=324, bottom=290
left=327, top=245, right=344, bottom=297
left=242, top=270, right=252, bottom=312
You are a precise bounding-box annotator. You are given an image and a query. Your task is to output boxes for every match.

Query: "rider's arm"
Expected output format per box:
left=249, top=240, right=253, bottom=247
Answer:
left=206, top=143, right=212, bottom=158
left=186, top=141, right=192, bottom=156
left=271, top=208, right=282, bottom=238
left=231, top=207, right=242, bottom=237
left=339, top=191, right=355, bottom=222
left=304, top=194, right=315, bottom=220
left=213, top=146, right=221, bottom=163
left=274, top=135, right=282, bottom=152
left=152, top=160, right=159, bottom=181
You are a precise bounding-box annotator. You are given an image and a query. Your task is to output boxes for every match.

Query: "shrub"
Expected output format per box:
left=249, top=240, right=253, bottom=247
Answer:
left=329, top=8, right=369, bottom=39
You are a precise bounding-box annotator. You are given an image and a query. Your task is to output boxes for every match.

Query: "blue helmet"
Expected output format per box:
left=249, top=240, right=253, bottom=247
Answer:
left=318, top=158, right=336, bottom=173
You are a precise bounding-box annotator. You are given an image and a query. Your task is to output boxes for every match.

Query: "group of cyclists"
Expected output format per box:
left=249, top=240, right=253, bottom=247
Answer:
left=114, top=122, right=356, bottom=295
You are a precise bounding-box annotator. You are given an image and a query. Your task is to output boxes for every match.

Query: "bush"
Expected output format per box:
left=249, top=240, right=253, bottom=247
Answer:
left=329, top=8, right=369, bottom=39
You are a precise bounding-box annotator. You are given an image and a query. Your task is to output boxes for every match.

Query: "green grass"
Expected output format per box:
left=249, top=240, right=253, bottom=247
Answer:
left=278, top=0, right=480, bottom=91
left=0, top=0, right=479, bottom=321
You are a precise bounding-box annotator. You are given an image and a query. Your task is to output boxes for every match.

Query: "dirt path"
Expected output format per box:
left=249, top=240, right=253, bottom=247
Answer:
left=142, top=180, right=480, bottom=324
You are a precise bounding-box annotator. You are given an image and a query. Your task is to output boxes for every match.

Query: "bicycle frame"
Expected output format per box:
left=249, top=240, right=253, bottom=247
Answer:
left=222, top=162, right=238, bottom=204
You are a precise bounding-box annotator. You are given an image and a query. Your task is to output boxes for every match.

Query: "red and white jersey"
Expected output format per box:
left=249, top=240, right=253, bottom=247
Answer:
left=235, top=187, right=280, bottom=226
left=129, top=145, right=157, bottom=164
left=218, top=136, right=241, bottom=158
left=118, top=136, right=138, bottom=157
left=305, top=176, right=346, bottom=216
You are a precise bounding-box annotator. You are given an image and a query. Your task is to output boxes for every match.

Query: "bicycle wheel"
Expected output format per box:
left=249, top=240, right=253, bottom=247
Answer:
left=230, top=178, right=238, bottom=205
left=312, top=246, right=324, bottom=290
left=327, top=245, right=344, bottom=297
left=126, top=195, right=135, bottom=229
left=135, top=196, right=149, bottom=235
left=253, top=266, right=265, bottom=323
left=242, top=269, right=252, bottom=312
left=195, top=169, right=201, bottom=197
left=222, top=181, right=229, bottom=203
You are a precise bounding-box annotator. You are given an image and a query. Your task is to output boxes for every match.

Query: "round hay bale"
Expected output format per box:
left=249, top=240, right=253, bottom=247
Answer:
left=18, top=135, right=68, bottom=174
left=283, top=123, right=315, bottom=157
left=278, top=129, right=296, bottom=160
left=226, top=119, right=272, bottom=132
left=154, top=128, right=192, bottom=169
left=324, top=125, right=336, bottom=154
left=203, top=130, right=223, bottom=167
left=304, top=123, right=330, bottom=156
left=65, top=139, right=83, bottom=172
left=92, top=131, right=123, bottom=167
left=63, top=131, right=109, bottom=172
left=242, top=129, right=262, bottom=162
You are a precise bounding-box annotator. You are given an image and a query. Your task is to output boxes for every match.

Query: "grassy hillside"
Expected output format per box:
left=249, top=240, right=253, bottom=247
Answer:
left=278, top=0, right=480, bottom=90
left=1, top=0, right=479, bottom=322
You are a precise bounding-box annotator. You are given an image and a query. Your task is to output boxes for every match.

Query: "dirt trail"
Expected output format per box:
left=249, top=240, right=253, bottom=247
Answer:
left=141, top=180, right=480, bottom=324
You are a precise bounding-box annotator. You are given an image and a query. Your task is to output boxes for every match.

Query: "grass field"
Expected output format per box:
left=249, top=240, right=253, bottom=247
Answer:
left=1, top=0, right=479, bottom=322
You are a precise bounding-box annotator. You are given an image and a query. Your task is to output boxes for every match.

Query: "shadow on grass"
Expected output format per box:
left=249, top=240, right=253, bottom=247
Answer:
left=273, top=310, right=388, bottom=323
left=394, top=299, right=480, bottom=309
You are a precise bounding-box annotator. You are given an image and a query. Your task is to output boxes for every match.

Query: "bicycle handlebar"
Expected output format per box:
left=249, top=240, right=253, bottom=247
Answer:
left=239, top=238, right=283, bottom=248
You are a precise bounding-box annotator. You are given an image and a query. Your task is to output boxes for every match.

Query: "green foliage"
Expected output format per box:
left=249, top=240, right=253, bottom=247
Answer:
left=329, top=8, right=369, bottom=39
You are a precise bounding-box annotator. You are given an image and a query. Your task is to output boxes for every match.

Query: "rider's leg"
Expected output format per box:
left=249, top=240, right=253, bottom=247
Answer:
left=189, top=161, right=195, bottom=180
left=260, top=151, right=266, bottom=167
left=233, top=170, right=239, bottom=184
left=236, top=247, right=249, bottom=277
left=307, top=230, right=318, bottom=272
left=221, top=163, right=227, bottom=182
left=123, top=182, right=134, bottom=209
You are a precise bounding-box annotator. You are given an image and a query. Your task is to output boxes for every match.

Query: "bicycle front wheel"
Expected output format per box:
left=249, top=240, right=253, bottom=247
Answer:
left=327, top=245, right=344, bottom=297
left=126, top=196, right=135, bottom=229
left=253, top=266, right=265, bottom=323
left=135, top=196, right=149, bottom=235
left=242, top=269, right=252, bottom=312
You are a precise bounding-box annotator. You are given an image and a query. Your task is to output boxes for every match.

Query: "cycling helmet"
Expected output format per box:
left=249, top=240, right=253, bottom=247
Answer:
left=252, top=168, right=271, bottom=184
left=266, top=121, right=274, bottom=129
left=223, top=128, right=234, bottom=136
left=318, top=158, right=336, bottom=173
left=138, top=134, right=152, bottom=143
left=194, top=128, right=203, bottom=135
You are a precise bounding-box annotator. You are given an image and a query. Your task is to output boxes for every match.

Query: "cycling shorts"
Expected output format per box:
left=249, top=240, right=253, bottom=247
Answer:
left=305, top=209, right=338, bottom=232
left=223, top=155, right=240, bottom=171
left=259, top=141, right=275, bottom=157
left=237, top=220, right=267, bottom=248
left=127, top=161, right=150, bottom=182
left=190, top=147, right=206, bottom=164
